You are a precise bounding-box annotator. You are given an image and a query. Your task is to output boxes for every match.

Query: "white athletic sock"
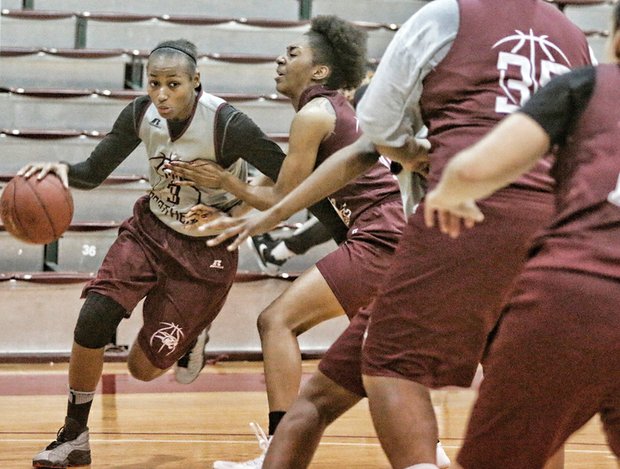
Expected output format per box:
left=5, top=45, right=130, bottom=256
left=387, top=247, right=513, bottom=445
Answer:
left=68, top=389, right=96, bottom=405
left=403, top=464, right=439, bottom=469
left=271, top=241, right=296, bottom=261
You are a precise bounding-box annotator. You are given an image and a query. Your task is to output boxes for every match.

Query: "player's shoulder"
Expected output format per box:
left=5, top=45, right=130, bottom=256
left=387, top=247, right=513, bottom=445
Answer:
left=405, top=0, right=458, bottom=27
left=298, top=96, right=336, bottom=119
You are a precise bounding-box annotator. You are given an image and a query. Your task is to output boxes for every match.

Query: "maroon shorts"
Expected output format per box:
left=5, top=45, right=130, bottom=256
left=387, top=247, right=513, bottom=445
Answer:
left=84, top=196, right=238, bottom=369
left=458, top=268, right=620, bottom=468
left=316, top=198, right=404, bottom=318
left=318, top=306, right=370, bottom=396
left=360, top=188, right=554, bottom=388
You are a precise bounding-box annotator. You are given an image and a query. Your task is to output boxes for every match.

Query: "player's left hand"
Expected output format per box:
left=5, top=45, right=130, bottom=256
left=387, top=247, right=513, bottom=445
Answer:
left=423, top=189, right=484, bottom=238
left=165, top=160, right=226, bottom=189
left=376, top=137, right=430, bottom=176
left=202, top=209, right=282, bottom=251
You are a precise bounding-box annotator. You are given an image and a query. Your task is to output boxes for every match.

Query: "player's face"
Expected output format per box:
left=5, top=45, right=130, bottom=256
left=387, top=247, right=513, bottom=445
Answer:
left=146, top=55, right=199, bottom=122
left=275, top=37, right=320, bottom=99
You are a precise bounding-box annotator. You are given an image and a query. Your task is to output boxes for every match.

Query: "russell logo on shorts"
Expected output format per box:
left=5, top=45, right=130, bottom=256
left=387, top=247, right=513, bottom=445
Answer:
left=209, top=259, right=224, bottom=269
left=150, top=321, right=185, bottom=356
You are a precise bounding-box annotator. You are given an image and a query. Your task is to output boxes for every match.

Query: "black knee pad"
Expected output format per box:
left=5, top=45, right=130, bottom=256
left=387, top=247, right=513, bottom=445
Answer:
left=74, top=292, right=127, bottom=349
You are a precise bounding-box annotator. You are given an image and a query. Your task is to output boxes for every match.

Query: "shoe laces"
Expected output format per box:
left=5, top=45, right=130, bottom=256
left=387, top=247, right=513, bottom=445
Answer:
left=45, top=426, right=69, bottom=450
left=249, top=422, right=270, bottom=452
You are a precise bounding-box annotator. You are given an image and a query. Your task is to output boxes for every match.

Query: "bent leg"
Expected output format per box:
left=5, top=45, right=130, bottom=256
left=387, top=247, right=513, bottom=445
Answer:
left=127, top=338, right=168, bottom=381
left=263, top=371, right=362, bottom=469
left=364, top=375, right=438, bottom=469
left=258, top=266, right=345, bottom=412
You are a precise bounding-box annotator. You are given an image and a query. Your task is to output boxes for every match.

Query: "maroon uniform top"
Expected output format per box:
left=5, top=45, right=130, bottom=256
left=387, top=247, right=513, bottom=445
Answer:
left=421, top=0, right=593, bottom=191
left=523, top=64, right=620, bottom=280
left=297, top=85, right=401, bottom=228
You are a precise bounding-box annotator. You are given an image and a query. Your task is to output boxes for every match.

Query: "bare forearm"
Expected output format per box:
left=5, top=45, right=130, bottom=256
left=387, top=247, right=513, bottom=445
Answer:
left=268, top=136, right=378, bottom=222
left=220, top=173, right=281, bottom=210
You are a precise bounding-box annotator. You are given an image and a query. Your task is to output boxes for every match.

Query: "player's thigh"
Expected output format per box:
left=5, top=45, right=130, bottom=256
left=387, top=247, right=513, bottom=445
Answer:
left=260, top=265, right=344, bottom=334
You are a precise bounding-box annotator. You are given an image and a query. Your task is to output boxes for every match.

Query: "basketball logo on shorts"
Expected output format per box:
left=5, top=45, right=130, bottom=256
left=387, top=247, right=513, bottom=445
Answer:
left=493, top=29, right=572, bottom=114
left=150, top=322, right=185, bottom=356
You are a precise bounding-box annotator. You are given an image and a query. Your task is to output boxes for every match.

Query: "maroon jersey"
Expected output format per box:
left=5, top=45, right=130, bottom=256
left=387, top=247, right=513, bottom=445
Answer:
left=527, top=64, right=620, bottom=280
left=298, top=85, right=401, bottom=227
left=421, top=0, right=593, bottom=191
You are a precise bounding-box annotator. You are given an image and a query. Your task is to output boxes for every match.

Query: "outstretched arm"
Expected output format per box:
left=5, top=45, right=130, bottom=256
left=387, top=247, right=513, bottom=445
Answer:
left=167, top=99, right=335, bottom=210
left=203, top=134, right=380, bottom=250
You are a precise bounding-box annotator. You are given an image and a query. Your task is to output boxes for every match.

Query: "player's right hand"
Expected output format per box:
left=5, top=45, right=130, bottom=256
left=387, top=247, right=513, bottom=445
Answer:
left=17, top=162, right=69, bottom=189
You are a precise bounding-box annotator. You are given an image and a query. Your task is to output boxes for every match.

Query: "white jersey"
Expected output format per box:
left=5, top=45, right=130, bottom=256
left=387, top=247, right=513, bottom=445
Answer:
left=139, top=92, right=247, bottom=237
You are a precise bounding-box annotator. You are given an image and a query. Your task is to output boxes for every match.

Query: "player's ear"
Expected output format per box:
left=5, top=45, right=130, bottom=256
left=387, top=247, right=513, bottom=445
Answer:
left=193, top=71, right=201, bottom=90
left=312, top=64, right=330, bottom=82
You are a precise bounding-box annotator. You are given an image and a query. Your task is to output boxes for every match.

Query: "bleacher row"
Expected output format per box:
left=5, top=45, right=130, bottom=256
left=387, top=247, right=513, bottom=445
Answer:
left=0, top=0, right=615, bottom=277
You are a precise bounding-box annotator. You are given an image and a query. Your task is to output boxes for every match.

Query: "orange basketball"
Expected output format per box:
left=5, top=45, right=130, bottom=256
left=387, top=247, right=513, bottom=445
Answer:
left=0, top=174, right=73, bottom=244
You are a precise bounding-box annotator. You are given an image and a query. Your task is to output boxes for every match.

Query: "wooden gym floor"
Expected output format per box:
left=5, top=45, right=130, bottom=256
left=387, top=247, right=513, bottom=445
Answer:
left=0, top=360, right=616, bottom=468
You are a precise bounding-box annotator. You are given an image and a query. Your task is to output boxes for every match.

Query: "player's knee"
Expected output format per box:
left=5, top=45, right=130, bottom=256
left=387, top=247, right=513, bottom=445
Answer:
left=74, top=292, right=126, bottom=349
left=290, top=391, right=338, bottom=429
left=126, top=359, right=159, bottom=382
left=257, top=307, right=288, bottom=336
left=126, top=341, right=166, bottom=382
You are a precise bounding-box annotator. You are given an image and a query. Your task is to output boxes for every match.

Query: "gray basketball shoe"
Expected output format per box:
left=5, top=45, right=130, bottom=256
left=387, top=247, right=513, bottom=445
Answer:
left=174, top=325, right=211, bottom=384
left=32, top=417, right=91, bottom=468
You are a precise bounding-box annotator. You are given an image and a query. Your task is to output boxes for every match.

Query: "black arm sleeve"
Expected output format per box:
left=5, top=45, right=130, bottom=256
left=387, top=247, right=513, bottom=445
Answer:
left=67, top=97, right=147, bottom=189
left=216, top=104, right=286, bottom=181
left=519, top=66, right=596, bottom=147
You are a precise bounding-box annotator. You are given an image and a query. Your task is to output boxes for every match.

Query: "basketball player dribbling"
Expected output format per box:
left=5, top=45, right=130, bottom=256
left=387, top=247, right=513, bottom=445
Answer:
left=198, top=1, right=597, bottom=467
left=19, top=39, right=347, bottom=468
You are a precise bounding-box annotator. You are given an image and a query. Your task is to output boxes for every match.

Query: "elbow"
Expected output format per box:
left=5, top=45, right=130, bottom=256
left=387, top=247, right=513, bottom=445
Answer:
left=454, top=164, right=487, bottom=184
left=69, top=180, right=101, bottom=190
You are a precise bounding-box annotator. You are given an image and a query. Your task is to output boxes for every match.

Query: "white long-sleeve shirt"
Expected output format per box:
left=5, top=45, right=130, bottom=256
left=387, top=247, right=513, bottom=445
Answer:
left=357, top=0, right=459, bottom=147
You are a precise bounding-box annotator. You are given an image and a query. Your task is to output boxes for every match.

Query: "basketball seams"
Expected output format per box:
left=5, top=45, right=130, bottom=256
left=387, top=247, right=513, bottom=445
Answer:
left=0, top=175, right=73, bottom=244
left=35, top=175, right=73, bottom=238
left=23, top=176, right=56, bottom=241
